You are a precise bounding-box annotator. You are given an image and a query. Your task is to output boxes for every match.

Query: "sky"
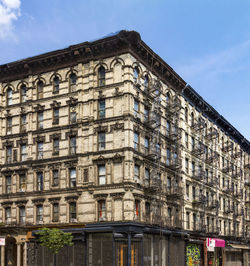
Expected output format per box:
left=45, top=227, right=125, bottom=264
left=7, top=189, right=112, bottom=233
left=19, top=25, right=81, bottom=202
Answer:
left=0, top=0, right=249, bottom=141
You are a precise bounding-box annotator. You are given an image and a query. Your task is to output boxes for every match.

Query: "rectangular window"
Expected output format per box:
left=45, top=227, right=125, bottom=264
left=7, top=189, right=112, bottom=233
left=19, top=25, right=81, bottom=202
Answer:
left=145, top=168, right=150, bottom=185
left=98, top=200, right=106, bottom=221
left=69, top=136, right=76, bottom=155
left=37, top=142, right=43, bottom=159
left=144, top=107, right=149, bottom=122
left=98, top=99, right=105, bottom=119
left=37, top=82, right=43, bottom=99
left=145, top=202, right=150, bottom=219
left=134, top=200, right=140, bottom=220
left=185, top=158, right=189, bottom=173
left=53, top=138, right=59, bottom=155
left=6, top=146, right=12, bottom=163
left=168, top=207, right=172, bottom=219
left=19, top=206, right=26, bottom=225
left=192, top=161, right=195, bottom=175
left=52, top=170, right=59, bottom=186
left=36, top=205, right=43, bottom=223
left=192, top=186, right=196, bottom=200
left=186, top=212, right=190, bottom=229
left=166, top=148, right=171, bottom=165
left=6, top=176, right=11, bottom=194
left=53, top=203, right=59, bottom=222
left=69, top=168, right=76, bottom=187
left=21, top=144, right=27, bottom=161
left=134, top=164, right=140, bottom=181
left=53, top=109, right=59, bottom=124
left=37, top=112, right=43, bottom=129
left=19, top=174, right=26, bottom=192
left=166, top=121, right=170, bottom=136
left=21, top=86, right=27, bottom=103
left=144, top=137, right=149, bottom=154
left=98, top=165, right=106, bottom=185
left=186, top=184, right=189, bottom=199
left=5, top=207, right=11, bottom=224
left=7, top=117, right=12, bottom=134
left=98, top=132, right=106, bottom=150
left=193, top=213, right=197, bottom=230
left=69, top=202, right=77, bottom=221
left=191, top=137, right=195, bottom=151
left=20, top=114, right=27, bottom=132
left=70, top=107, right=77, bottom=124
left=134, top=132, right=139, bottom=151
left=134, top=99, right=139, bottom=116
left=37, top=172, right=43, bottom=191
left=185, top=133, right=189, bottom=148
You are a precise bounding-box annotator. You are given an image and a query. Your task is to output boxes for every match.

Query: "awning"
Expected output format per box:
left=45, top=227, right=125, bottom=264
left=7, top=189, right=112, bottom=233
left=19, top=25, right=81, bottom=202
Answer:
left=228, top=244, right=250, bottom=250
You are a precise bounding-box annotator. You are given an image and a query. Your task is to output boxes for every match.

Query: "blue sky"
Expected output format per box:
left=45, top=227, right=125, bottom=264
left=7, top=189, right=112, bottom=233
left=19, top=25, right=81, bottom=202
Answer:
left=0, top=0, right=249, bottom=140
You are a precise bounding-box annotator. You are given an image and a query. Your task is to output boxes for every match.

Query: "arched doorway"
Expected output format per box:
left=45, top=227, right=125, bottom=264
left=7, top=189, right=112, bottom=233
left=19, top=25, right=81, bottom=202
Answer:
left=5, top=237, right=17, bottom=266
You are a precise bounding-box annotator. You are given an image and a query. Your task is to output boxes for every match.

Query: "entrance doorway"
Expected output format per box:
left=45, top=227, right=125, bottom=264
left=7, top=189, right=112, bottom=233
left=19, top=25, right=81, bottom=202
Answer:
left=5, top=237, right=17, bottom=266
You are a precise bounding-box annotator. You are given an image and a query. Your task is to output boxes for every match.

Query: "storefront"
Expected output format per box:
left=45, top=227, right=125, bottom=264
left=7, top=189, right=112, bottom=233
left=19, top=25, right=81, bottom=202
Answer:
left=205, top=238, right=225, bottom=266
left=186, top=241, right=203, bottom=266
left=225, top=243, right=250, bottom=266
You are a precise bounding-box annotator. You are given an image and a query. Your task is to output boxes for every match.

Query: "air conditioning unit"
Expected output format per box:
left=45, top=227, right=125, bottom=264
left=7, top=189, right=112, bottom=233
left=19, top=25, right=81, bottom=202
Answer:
left=70, top=218, right=77, bottom=223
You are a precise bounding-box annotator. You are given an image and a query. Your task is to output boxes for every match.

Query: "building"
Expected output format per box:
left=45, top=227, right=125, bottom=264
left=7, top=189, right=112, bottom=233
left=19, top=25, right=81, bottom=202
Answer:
left=0, top=30, right=249, bottom=266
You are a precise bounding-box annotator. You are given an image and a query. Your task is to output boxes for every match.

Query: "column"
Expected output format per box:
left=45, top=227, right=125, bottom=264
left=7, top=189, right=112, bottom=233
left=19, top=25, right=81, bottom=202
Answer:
left=17, top=243, right=21, bottom=266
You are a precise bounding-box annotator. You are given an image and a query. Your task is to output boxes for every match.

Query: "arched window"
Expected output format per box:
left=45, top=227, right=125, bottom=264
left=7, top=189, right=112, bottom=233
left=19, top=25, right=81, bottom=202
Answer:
left=133, top=67, right=139, bottom=81
left=166, top=92, right=171, bottom=106
left=37, top=80, right=44, bottom=99
left=185, top=107, right=188, bottom=123
left=53, top=76, right=60, bottom=93
left=7, top=87, right=13, bottom=106
left=191, top=112, right=194, bottom=126
left=98, top=66, right=105, bottom=86
left=20, top=84, right=27, bottom=103
left=144, top=75, right=149, bottom=87
left=69, top=73, right=77, bottom=91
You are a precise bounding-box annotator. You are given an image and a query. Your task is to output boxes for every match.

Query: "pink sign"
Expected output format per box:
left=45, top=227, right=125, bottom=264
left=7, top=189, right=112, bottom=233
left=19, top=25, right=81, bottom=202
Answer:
left=207, top=238, right=225, bottom=248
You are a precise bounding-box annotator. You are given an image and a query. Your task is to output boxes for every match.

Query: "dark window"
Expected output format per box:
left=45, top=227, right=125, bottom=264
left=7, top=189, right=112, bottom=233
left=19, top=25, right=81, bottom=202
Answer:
left=69, top=136, right=76, bottom=155
left=53, top=138, right=59, bottom=155
left=185, top=107, right=188, bottom=122
left=37, top=81, right=43, bottom=99
left=37, top=172, right=43, bottom=191
left=69, top=202, right=76, bottom=221
left=133, top=67, right=139, bottom=81
left=134, top=99, right=139, bottom=116
left=134, top=164, right=140, bottom=181
left=98, top=132, right=106, bottom=150
left=20, top=144, right=27, bottom=161
left=145, top=168, right=150, bottom=185
left=53, top=109, right=59, bottom=124
left=134, top=200, right=140, bottom=220
left=145, top=202, right=150, bottom=218
left=98, top=66, right=105, bottom=86
left=53, top=76, right=60, bottom=93
left=53, top=203, right=59, bottom=222
left=166, top=148, right=171, bottom=165
left=98, top=99, right=105, bottom=119
left=52, top=170, right=59, bottom=186
left=144, top=75, right=149, bottom=87
left=69, top=73, right=77, bottom=91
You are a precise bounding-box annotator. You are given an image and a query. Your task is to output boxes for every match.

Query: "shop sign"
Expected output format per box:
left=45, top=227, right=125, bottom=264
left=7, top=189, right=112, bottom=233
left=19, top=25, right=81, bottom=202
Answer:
left=0, top=238, right=5, bottom=246
left=207, top=238, right=215, bottom=247
left=206, top=238, right=225, bottom=248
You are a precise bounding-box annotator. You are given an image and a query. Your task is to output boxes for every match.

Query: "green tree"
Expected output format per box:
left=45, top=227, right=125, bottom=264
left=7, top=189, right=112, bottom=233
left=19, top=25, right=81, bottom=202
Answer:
left=36, top=227, right=73, bottom=254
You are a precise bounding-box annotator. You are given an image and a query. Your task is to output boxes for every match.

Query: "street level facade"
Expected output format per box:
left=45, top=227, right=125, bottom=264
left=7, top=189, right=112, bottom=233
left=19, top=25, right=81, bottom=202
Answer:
left=0, top=30, right=249, bottom=266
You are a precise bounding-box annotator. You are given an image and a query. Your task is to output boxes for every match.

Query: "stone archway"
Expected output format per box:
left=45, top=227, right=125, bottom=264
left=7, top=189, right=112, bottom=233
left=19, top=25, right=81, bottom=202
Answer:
left=5, top=237, right=17, bottom=266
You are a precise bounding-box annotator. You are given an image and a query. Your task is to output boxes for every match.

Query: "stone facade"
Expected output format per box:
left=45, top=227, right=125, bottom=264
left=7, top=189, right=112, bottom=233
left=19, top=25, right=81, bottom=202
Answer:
left=0, top=30, right=249, bottom=266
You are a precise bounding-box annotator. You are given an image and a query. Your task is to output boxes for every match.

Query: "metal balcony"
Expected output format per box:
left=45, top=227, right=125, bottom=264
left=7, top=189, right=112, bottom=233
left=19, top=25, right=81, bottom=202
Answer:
left=192, top=170, right=205, bottom=181
left=191, top=144, right=206, bottom=156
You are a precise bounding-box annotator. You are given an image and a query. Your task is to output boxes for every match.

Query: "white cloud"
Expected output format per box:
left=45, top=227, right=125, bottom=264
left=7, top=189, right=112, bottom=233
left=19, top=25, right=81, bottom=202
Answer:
left=0, top=0, right=21, bottom=39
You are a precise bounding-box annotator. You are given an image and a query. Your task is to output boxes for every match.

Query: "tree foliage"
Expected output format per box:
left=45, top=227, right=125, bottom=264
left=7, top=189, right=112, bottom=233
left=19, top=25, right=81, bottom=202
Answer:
left=36, top=228, right=73, bottom=254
